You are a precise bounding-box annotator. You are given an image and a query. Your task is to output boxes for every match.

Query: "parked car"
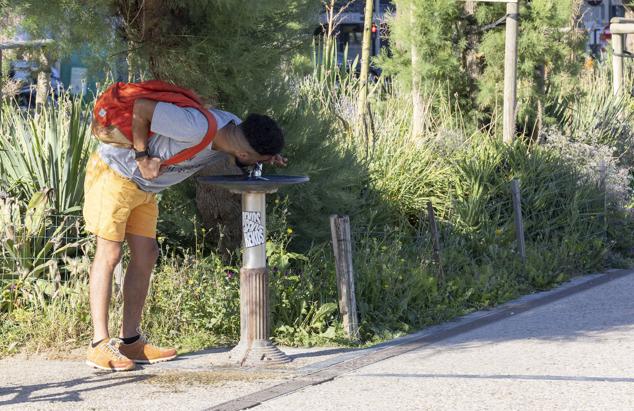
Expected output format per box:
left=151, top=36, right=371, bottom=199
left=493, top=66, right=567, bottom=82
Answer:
left=8, top=60, right=64, bottom=108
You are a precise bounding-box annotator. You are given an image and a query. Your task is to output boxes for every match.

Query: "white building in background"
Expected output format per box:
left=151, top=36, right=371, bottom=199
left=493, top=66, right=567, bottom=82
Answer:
left=580, top=0, right=626, bottom=57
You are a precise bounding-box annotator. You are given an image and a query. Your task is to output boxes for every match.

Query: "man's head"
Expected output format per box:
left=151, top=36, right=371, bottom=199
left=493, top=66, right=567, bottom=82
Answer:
left=240, top=114, right=284, bottom=156
left=229, top=114, right=285, bottom=166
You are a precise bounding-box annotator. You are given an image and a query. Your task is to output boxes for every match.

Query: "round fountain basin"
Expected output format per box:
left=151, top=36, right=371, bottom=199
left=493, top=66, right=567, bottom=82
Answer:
left=198, top=175, right=309, bottom=193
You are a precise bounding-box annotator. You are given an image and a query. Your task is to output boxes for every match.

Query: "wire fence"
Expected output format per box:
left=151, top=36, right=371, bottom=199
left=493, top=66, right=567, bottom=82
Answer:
left=0, top=213, right=85, bottom=284
left=347, top=166, right=615, bottom=282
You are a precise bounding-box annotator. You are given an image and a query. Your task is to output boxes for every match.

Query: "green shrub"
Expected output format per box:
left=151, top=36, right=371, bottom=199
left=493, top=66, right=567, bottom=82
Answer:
left=156, top=179, right=201, bottom=249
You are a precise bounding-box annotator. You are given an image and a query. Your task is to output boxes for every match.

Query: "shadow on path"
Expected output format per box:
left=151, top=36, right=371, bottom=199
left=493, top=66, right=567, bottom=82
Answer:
left=0, top=374, right=149, bottom=406
left=288, top=347, right=356, bottom=360
left=171, top=347, right=230, bottom=359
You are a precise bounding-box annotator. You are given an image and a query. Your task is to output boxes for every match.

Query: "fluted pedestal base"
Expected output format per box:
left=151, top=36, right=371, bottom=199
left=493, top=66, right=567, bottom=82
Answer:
left=227, top=340, right=291, bottom=366
left=228, top=267, right=291, bottom=366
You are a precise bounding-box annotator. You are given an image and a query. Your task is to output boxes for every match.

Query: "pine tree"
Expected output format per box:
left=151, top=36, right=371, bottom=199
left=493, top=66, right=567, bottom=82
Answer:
left=3, top=1, right=316, bottom=112
left=1, top=1, right=121, bottom=74
left=376, top=0, right=468, bottom=135
left=3, top=0, right=317, bottom=249
left=377, top=0, right=584, bottom=137
left=475, top=0, right=584, bottom=135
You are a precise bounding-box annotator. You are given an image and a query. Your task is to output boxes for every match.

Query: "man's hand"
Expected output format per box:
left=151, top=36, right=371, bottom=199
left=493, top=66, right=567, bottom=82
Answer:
left=266, top=154, right=288, bottom=167
left=136, top=157, right=162, bottom=180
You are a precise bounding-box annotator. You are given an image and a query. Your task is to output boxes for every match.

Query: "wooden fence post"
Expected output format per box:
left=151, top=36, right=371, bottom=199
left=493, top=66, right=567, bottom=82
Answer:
left=599, top=161, right=608, bottom=240
left=330, top=215, right=359, bottom=340
left=510, top=179, right=526, bottom=263
left=503, top=0, right=519, bottom=144
left=612, top=32, right=625, bottom=96
left=426, top=201, right=444, bottom=282
left=0, top=48, right=3, bottom=91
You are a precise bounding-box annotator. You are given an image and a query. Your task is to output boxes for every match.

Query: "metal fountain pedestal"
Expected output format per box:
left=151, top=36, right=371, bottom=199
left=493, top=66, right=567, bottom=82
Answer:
left=199, top=165, right=308, bottom=366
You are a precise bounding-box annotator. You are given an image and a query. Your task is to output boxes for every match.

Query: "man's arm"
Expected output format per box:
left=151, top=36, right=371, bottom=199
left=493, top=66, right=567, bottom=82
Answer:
left=132, top=99, right=161, bottom=180
left=132, top=98, right=157, bottom=152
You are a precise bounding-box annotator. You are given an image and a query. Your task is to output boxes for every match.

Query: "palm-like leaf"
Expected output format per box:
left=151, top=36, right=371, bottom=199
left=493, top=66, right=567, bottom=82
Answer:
left=0, top=91, right=95, bottom=214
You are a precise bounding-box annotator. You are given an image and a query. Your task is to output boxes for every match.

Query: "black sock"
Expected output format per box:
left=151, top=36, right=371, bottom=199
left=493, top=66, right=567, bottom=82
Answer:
left=121, top=334, right=140, bottom=344
left=91, top=338, right=107, bottom=348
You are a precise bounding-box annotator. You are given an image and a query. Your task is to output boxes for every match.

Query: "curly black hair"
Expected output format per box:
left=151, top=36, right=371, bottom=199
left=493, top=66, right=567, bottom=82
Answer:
left=238, top=113, right=285, bottom=155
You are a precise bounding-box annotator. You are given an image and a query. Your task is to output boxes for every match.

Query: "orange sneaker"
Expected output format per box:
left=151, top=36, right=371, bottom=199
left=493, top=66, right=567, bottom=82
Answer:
left=86, top=338, right=136, bottom=371
left=118, top=333, right=177, bottom=364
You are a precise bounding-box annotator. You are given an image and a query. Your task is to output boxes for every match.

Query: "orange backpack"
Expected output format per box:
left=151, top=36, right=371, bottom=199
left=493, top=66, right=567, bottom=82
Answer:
left=92, top=80, right=217, bottom=166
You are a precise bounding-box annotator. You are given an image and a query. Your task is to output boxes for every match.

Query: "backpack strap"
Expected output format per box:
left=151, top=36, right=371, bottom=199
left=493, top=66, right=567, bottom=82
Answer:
left=161, top=108, right=217, bottom=166
left=93, top=81, right=218, bottom=166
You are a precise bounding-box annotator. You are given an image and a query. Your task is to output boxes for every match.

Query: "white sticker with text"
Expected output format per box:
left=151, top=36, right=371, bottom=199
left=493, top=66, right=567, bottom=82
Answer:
left=243, top=211, right=265, bottom=248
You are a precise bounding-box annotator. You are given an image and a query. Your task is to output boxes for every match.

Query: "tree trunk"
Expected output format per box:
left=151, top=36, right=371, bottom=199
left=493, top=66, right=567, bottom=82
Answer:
left=464, top=0, right=475, bottom=14
left=571, top=0, right=583, bottom=28
left=195, top=153, right=244, bottom=254
left=535, top=63, right=545, bottom=138
left=502, top=1, right=519, bottom=144
left=464, top=1, right=480, bottom=82
left=35, top=52, right=50, bottom=111
left=357, top=0, right=374, bottom=120
left=127, top=40, right=136, bottom=82
left=569, top=0, right=585, bottom=65
left=0, top=49, right=4, bottom=101
left=411, top=3, right=424, bottom=138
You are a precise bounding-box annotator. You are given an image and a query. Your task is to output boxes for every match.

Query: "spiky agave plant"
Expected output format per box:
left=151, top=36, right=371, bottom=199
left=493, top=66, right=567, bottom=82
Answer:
left=0, top=90, right=95, bottom=214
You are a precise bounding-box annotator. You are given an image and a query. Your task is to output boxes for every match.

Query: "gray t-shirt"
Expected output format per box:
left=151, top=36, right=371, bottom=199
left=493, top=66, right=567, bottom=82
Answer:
left=98, top=102, right=242, bottom=193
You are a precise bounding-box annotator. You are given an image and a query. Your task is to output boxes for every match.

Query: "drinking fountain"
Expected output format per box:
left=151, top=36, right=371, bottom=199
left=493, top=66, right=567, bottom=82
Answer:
left=199, top=163, right=308, bottom=366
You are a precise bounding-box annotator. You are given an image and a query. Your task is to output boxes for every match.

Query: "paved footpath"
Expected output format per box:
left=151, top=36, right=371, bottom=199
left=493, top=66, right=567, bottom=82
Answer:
left=2, top=269, right=634, bottom=410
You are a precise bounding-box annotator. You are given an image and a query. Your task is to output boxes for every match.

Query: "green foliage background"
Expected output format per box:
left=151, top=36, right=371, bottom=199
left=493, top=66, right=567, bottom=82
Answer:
left=475, top=0, right=584, bottom=128
left=377, top=0, right=469, bottom=105
left=378, top=0, right=584, bottom=129
left=1, top=1, right=634, bottom=356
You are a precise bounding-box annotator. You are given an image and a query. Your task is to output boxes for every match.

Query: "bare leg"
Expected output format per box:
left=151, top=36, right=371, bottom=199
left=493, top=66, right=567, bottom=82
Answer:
left=119, top=233, right=159, bottom=339
left=90, top=236, right=123, bottom=343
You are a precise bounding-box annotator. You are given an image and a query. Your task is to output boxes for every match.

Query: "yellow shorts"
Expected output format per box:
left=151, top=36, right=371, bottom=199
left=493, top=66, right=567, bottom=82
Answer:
left=83, top=152, right=158, bottom=242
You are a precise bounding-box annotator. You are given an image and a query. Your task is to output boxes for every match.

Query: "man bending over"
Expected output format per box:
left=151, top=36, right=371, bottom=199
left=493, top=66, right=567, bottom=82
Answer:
left=83, top=92, right=286, bottom=371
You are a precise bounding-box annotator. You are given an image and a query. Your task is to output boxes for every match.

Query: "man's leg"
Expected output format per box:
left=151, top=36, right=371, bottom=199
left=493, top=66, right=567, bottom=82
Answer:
left=119, top=233, right=160, bottom=338
left=90, top=236, right=123, bottom=343
left=117, top=233, right=176, bottom=364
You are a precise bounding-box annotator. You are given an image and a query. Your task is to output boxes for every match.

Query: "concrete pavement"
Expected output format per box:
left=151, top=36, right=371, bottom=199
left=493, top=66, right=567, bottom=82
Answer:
left=1, top=269, right=633, bottom=410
